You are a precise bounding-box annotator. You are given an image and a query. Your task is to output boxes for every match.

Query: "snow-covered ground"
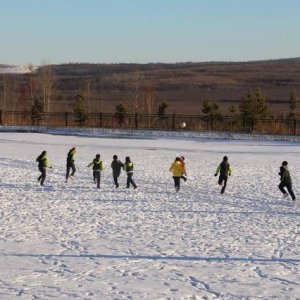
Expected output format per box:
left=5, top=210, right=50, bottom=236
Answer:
left=0, top=131, right=300, bottom=299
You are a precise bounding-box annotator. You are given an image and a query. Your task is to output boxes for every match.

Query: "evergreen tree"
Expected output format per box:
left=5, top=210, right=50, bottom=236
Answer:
left=240, top=87, right=269, bottom=126
left=201, top=98, right=222, bottom=130
left=115, top=103, right=127, bottom=126
left=31, top=97, right=44, bottom=125
left=289, top=90, right=299, bottom=118
left=202, top=98, right=222, bottom=117
left=73, top=94, right=88, bottom=126
left=157, top=102, right=168, bottom=119
left=229, top=105, right=236, bottom=115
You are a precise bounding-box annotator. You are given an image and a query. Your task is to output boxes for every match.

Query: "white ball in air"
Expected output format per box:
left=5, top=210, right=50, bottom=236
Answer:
left=180, top=122, right=186, bottom=128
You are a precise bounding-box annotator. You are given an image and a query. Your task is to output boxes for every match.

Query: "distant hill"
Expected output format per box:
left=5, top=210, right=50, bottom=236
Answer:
left=1, top=58, right=300, bottom=115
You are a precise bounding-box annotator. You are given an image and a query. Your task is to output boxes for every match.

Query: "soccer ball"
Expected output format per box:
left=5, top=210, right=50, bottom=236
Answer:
left=180, top=122, right=186, bottom=128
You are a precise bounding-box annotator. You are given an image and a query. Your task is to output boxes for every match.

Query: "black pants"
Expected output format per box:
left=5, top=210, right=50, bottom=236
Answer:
left=218, top=175, right=228, bottom=194
left=127, top=173, right=137, bottom=188
left=38, top=166, right=46, bottom=186
left=279, top=182, right=296, bottom=200
left=93, top=171, right=101, bottom=188
left=181, top=174, right=187, bottom=181
left=173, top=176, right=181, bottom=191
left=113, top=176, right=119, bottom=188
left=66, top=161, right=76, bottom=179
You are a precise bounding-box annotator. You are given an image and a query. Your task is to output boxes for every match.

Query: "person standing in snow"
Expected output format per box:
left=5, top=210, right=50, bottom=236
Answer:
left=278, top=161, right=296, bottom=200
left=87, top=154, right=104, bottom=189
left=66, top=147, right=76, bottom=182
left=123, top=156, right=137, bottom=189
left=36, top=150, right=52, bottom=186
left=179, top=156, right=187, bottom=182
left=214, top=156, right=232, bottom=194
left=169, top=157, right=185, bottom=192
left=111, top=155, right=124, bottom=188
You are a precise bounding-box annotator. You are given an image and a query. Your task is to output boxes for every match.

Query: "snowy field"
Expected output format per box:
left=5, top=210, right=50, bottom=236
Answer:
left=0, top=131, right=300, bottom=299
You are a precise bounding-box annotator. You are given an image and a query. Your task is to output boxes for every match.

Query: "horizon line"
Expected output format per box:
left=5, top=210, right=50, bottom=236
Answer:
left=1, top=56, right=300, bottom=68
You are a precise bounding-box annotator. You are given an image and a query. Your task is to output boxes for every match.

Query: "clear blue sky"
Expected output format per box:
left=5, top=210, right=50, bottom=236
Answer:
left=1, top=0, right=300, bottom=65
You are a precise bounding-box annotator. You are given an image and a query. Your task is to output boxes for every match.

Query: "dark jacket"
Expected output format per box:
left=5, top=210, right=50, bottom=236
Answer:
left=111, top=159, right=124, bottom=177
left=279, top=166, right=292, bottom=185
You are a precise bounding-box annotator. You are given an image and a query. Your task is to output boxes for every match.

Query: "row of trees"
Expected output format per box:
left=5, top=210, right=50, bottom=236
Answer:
left=70, top=95, right=169, bottom=127
left=68, top=87, right=299, bottom=128
left=0, top=66, right=163, bottom=124
left=1, top=65, right=299, bottom=127
left=200, top=87, right=299, bottom=128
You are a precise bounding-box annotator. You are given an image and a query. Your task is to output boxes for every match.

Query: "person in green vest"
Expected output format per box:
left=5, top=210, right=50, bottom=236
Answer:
left=66, top=147, right=76, bottom=182
left=278, top=161, right=296, bottom=200
left=123, top=156, right=137, bottom=189
left=36, top=150, right=52, bottom=186
left=87, top=154, right=104, bottom=189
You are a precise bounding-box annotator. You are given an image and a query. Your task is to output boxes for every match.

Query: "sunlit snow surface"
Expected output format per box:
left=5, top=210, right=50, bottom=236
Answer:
left=0, top=132, right=299, bottom=299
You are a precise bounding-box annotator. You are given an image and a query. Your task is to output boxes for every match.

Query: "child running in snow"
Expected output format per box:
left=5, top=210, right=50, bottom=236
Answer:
left=87, top=154, right=104, bottom=189
left=214, top=156, right=232, bottom=194
left=179, top=156, right=187, bottom=182
left=278, top=161, right=296, bottom=200
left=169, top=157, right=185, bottom=192
left=66, top=147, right=76, bottom=182
left=111, top=155, right=124, bottom=188
left=123, top=156, right=137, bottom=189
left=36, top=150, right=52, bottom=186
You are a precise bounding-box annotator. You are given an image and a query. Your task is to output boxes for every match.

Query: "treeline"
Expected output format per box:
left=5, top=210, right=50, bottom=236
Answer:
left=1, top=59, right=300, bottom=118
left=197, top=87, right=299, bottom=132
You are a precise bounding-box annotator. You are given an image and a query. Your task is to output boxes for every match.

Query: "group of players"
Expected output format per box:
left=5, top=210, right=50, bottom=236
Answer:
left=36, top=147, right=296, bottom=200
left=36, top=147, right=137, bottom=189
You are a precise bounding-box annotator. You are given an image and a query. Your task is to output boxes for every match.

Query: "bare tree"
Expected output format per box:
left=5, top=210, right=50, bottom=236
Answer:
left=27, top=64, right=38, bottom=106
left=10, top=77, right=18, bottom=121
left=143, top=82, right=156, bottom=115
left=142, top=81, right=156, bottom=127
left=80, top=79, right=93, bottom=113
left=38, top=61, right=55, bottom=112
left=0, top=75, right=18, bottom=122
left=0, top=74, right=8, bottom=111
left=131, top=70, right=143, bottom=114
